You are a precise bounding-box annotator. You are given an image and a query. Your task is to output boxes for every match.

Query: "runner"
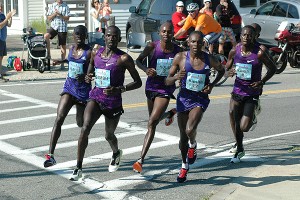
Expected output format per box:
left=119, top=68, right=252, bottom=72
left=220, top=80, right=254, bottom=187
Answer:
left=44, top=25, right=92, bottom=167
left=225, top=25, right=276, bottom=163
left=132, top=22, right=181, bottom=173
left=70, top=25, right=142, bottom=180
left=174, top=2, right=222, bottom=54
left=165, top=31, right=225, bottom=183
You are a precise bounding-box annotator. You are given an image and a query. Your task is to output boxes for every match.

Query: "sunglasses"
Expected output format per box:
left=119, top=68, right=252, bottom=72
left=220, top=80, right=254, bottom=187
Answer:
left=94, top=1, right=99, bottom=3
left=188, top=10, right=196, bottom=14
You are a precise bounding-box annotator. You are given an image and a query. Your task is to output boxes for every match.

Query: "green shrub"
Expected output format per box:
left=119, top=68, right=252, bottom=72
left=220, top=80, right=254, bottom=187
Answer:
left=29, top=17, right=47, bottom=33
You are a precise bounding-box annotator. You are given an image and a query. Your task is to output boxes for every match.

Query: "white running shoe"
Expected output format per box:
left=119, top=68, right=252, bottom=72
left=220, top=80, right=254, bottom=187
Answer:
left=229, top=143, right=237, bottom=154
left=230, top=150, right=245, bottom=163
left=69, top=168, right=83, bottom=181
left=108, top=149, right=123, bottom=173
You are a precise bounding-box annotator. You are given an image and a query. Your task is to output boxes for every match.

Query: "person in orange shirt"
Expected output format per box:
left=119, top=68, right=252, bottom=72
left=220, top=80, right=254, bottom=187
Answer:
left=174, top=3, right=222, bottom=54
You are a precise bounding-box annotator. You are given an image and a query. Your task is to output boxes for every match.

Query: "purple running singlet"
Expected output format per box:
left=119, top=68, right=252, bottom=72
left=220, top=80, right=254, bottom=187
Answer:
left=177, top=51, right=211, bottom=112
left=232, top=43, right=263, bottom=96
left=89, top=47, right=125, bottom=109
left=62, top=45, right=91, bottom=103
left=145, top=40, right=181, bottom=95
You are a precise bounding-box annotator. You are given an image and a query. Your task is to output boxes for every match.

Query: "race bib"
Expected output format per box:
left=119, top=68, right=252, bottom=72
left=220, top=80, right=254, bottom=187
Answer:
left=186, top=72, right=206, bottom=92
left=95, top=68, right=110, bottom=88
left=68, top=61, right=83, bottom=78
left=156, top=58, right=173, bottom=77
left=236, top=63, right=252, bottom=80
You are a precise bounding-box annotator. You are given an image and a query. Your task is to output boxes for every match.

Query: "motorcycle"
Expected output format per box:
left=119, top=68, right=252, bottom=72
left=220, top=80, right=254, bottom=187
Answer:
left=270, top=22, right=300, bottom=74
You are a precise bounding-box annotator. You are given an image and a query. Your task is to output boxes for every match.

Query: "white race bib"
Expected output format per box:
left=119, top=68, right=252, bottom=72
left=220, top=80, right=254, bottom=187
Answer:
left=156, top=58, right=173, bottom=77
left=68, top=61, right=83, bottom=79
left=186, top=72, right=206, bottom=92
left=95, top=68, right=110, bottom=88
left=236, top=63, right=252, bottom=80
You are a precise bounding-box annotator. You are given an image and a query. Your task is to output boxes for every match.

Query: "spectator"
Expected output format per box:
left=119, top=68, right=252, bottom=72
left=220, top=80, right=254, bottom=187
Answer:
left=215, top=0, right=237, bottom=55
left=172, top=1, right=188, bottom=41
left=200, top=0, right=213, bottom=18
left=90, top=0, right=106, bottom=32
left=101, top=0, right=113, bottom=34
left=0, top=3, right=16, bottom=82
left=44, top=0, right=70, bottom=61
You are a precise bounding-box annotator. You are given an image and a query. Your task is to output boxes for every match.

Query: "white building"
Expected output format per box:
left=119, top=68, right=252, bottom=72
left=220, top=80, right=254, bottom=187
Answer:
left=2, top=0, right=140, bottom=42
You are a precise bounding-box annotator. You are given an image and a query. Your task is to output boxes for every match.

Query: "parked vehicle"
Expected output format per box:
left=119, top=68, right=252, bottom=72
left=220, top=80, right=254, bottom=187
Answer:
left=270, top=22, right=300, bottom=73
left=242, top=0, right=300, bottom=47
left=126, top=0, right=242, bottom=54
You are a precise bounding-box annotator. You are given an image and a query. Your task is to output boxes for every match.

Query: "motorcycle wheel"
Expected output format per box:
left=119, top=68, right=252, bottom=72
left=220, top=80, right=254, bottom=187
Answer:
left=270, top=51, right=287, bottom=74
left=21, top=59, right=27, bottom=71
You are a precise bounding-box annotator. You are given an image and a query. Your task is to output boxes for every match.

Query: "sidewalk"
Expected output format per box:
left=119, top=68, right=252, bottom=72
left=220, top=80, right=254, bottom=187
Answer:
left=2, top=36, right=139, bottom=82
left=210, top=151, right=300, bottom=200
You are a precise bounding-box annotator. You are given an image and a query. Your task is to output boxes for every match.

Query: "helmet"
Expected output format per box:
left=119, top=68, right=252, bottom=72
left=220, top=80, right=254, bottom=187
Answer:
left=186, top=3, right=199, bottom=12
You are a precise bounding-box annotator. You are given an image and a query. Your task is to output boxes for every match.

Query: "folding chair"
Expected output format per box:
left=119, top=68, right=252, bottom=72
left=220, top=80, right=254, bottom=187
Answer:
left=126, top=32, right=147, bottom=53
left=151, top=32, right=160, bottom=42
left=88, top=32, right=105, bottom=47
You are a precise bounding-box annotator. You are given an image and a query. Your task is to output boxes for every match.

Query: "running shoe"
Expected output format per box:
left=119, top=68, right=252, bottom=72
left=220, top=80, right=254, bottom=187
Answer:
left=165, top=108, right=177, bottom=126
left=229, top=143, right=237, bottom=154
left=133, top=159, right=143, bottom=173
left=230, top=150, right=245, bottom=163
left=187, top=143, right=197, bottom=164
left=177, top=168, right=189, bottom=183
left=108, top=149, right=123, bottom=172
left=43, top=154, right=56, bottom=168
left=70, top=168, right=83, bottom=181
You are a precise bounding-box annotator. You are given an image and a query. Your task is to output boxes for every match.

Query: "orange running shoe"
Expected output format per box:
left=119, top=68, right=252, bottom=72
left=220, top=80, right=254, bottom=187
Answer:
left=133, top=161, right=143, bottom=173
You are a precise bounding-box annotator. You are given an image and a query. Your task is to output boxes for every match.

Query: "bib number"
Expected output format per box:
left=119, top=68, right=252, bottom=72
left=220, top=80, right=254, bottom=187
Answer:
left=68, top=61, right=83, bottom=78
left=95, top=68, right=110, bottom=88
left=236, top=63, right=252, bottom=80
left=156, top=58, right=173, bottom=77
left=186, top=72, right=206, bottom=92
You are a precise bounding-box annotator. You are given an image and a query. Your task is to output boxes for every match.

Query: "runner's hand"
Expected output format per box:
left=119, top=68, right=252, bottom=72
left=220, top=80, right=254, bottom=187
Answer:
left=76, top=74, right=85, bottom=83
left=202, top=83, right=213, bottom=94
left=85, top=73, right=94, bottom=83
left=146, top=68, right=157, bottom=77
left=103, top=86, right=119, bottom=96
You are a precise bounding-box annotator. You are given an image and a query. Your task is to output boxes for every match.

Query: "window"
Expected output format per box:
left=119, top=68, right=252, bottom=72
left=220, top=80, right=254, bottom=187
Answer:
left=240, top=0, right=256, bottom=8
left=137, top=0, right=151, bottom=15
left=260, top=0, right=271, bottom=5
left=4, top=0, right=18, bottom=17
left=257, top=2, right=277, bottom=15
left=272, top=2, right=288, bottom=17
left=287, top=4, right=299, bottom=19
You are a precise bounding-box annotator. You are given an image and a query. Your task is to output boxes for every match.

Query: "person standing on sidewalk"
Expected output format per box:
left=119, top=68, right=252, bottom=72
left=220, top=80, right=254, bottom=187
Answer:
left=0, top=3, right=16, bottom=82
left=70, top=25, right=142, bottom=181
left=225, top=25, right=276, bottom=163
left=44, top=0, right=70, bottom=61
left=165, top=31, right=225, bottom=183
left=132, top=22, right=181, bottom=173
left=172, top=1, right=188, bottom=41
left=44, top=25, right=92, bottom=168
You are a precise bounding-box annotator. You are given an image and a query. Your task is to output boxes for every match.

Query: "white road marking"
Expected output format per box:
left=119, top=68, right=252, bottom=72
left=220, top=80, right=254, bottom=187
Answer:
left=0, top=99, right=24, bottom=104
left=0, top=104, right=48, bottom=113
left=0, top=89, right=299, bottom=199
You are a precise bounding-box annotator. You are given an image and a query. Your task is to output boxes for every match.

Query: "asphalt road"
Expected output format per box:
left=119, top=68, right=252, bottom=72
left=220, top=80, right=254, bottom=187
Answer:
left=0, top=66, right=299, bottom=200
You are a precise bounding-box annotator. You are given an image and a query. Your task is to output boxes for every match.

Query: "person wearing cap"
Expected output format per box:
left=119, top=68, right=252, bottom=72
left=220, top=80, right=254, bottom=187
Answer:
left=172, top=1, right=188, bottom=41
left=43, top=25, right=92, bottom=168
left=215, top=0, right=237, bottom=55
left=200, top=0, right=213, bottom=17
left=44, top=0, right=71, bottom=61
left=174, top=2, right=222, bottom=54
left=0, top=3, right=16, bottom=82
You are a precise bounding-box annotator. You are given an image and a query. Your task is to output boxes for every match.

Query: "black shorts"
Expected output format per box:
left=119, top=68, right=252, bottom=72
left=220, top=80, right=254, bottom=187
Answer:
left=231, top=92, right=259, bottom=106
left=0, top=40, right=7, bottom=56
left=60, top=92, right=86, bottom=105
left=88, top=99, right=124, bottom=119
left=145, top=90, right=176, bottom=102
left=48, top=27, right=67, bottom=46
left=231, top=93, right=259, bottom=117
